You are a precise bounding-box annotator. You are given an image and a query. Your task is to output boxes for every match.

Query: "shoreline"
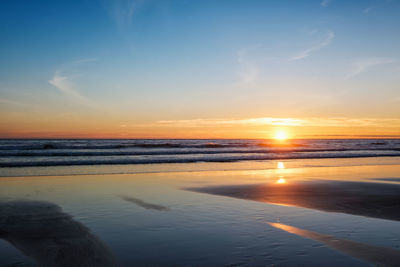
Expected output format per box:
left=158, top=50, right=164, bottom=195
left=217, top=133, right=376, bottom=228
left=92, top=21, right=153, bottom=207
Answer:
left=2, top=156, right=400, bottom=178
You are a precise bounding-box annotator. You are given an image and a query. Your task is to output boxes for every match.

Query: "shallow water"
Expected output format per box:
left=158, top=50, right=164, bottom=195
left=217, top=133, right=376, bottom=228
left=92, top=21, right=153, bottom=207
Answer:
left=0, top=157, right=400, bottom=266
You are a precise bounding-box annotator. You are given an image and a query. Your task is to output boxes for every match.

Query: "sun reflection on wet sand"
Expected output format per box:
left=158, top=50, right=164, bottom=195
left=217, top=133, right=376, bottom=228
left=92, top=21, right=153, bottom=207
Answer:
left=268, top=222, right=400, bottom=266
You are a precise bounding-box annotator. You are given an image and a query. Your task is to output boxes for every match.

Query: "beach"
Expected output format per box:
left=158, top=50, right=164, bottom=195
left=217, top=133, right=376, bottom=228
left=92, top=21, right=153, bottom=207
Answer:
left=3, top=0, right=400, bottom=265
left=1, top=153, right=400, bottom=266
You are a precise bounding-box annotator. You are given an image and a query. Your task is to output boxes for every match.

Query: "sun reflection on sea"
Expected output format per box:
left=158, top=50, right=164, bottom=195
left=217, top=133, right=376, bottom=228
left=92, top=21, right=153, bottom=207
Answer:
left=276, top=177, right=286, bottom=184
left=277, top=162, right=285, bottom=169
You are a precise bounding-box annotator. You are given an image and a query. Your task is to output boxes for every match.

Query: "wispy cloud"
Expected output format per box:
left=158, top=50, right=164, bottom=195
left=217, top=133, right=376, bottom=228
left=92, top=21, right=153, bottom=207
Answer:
left=321, top=0, right=332, bottom=7
left=237, top=47, right=260, bottom=83
left=157, top=118, right=303, bottom=127
left=49, top=72, right=86, bottom=101
left=48, top=59, right=97, bottom=106
left=102, top=0, right=136, bottom=31
left=363, top=6, right=374, bottom=13
left=388, top=97, right=400, bottom=103
left=0, top=98, right=29, bottom=107
left=345, top=57, right=395, bottom=78
left=290, top=31, right=335, bottom=61
left=155, top=117, right=400, bottom=128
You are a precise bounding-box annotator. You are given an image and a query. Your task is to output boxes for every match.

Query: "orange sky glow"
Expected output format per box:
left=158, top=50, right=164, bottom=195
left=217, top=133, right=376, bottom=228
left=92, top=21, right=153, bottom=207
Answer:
left=1, top=112, right=400, bottom=139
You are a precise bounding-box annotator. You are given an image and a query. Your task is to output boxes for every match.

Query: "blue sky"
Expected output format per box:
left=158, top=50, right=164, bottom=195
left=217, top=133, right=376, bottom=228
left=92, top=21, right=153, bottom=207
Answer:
left=1, top=0, right=400, bottom=138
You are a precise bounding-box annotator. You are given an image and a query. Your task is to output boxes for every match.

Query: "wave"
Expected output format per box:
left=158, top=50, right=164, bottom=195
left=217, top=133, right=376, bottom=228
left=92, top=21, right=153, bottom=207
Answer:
left=1, top=139, right=400, bottom=168
left=1, top=140, right=399, bottom=151
left=0, top=148, right=350, bottom=157
left=0, top=142, right=250, bottom=150
left=1, top=148, right=400, bottom=157
left=2, top=151, right=400, bottom=167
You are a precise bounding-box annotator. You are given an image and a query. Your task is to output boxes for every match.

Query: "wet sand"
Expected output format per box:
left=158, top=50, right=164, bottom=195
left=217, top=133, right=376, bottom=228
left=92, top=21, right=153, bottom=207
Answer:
left=187, top=180, right=400, bottom=221
left=1, top=158, right=400, bottom=266
left=0, top=200, right=116, bottom=267
left=268, top=222, right=400, bottom=266
left=119, top=195, right=170, bottom=211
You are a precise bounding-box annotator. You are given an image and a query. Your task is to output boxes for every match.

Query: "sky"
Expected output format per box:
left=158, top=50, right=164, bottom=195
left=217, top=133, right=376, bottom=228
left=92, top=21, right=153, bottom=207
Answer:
left=1, top=0, right=400, bottom=139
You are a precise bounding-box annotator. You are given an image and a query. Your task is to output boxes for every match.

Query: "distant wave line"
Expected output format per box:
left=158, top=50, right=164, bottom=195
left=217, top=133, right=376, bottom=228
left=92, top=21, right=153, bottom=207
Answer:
left=2, top=152, right=400, bottom=167
left=1, top=148, right=400, bottom=157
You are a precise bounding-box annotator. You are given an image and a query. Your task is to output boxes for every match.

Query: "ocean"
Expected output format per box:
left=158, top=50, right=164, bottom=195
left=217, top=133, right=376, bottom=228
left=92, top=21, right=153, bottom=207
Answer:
left=1, top=139, right=399, bottom=168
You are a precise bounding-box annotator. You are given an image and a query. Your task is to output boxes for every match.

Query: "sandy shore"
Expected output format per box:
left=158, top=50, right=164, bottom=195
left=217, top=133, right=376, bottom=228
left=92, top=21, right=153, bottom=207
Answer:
left=268, top=222, right=400, bottom=266
left=0, top=200, right=116, bottom=267
left=1, top=158, right=400, bottom=266
left=188, top=180, right=400, bottom=221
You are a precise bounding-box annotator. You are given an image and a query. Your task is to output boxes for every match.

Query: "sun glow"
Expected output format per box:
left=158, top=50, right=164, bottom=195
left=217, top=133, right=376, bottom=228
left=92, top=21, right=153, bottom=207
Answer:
left=276, top=177, right=286, bottom=184
left=274, top=130, right=288, bottom=140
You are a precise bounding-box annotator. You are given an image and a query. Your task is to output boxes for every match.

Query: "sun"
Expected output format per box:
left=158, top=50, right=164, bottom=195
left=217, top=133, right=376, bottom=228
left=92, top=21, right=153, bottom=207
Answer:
left=274, top=130, right=288, bottom=141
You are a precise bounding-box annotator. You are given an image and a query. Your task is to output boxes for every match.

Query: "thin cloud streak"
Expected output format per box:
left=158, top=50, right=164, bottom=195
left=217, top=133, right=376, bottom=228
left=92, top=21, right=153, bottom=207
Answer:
left=346, top=57, right=395, bottom=78
left=388, top=97, right=400, bottom=103
left=157, top=118, right=303, bottom=127
left=49, top=72, right=86, bottom=100
left=290, top=31, right=335, bottom=61
left=102, top=0, right=136, bottom=31
left=156, top=117, right=400, bottom=128
left=48, top=59, right=97, bottom=106
left=237, top=47, right=260, bottom=83
left=0, top=98, right=30, bottom=107
left=321, top=0, right=332, bottom=8
left=363, top=7, right=374, bottom=13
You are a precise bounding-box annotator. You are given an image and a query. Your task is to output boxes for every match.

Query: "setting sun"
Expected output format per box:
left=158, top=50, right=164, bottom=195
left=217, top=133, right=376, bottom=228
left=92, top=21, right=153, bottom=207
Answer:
left=274, top=130, right=288, bottom=140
